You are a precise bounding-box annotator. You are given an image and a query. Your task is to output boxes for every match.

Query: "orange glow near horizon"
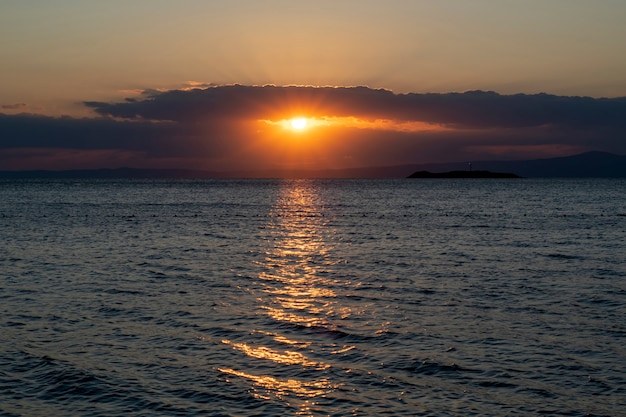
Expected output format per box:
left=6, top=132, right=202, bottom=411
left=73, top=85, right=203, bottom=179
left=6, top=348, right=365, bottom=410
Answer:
left=247, top=113, right=440, bottom=172
left=261, top=115, right=449, bottom=133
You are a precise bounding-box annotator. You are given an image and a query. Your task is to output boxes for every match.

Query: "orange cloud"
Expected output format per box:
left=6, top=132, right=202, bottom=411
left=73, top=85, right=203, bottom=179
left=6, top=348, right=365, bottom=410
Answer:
left=260, top=116, right=449, bottom=133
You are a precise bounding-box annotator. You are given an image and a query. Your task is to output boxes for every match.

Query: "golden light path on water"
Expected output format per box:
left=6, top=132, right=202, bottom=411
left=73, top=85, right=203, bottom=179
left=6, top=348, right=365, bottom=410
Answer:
left=219, top=180, right=355, bottom=415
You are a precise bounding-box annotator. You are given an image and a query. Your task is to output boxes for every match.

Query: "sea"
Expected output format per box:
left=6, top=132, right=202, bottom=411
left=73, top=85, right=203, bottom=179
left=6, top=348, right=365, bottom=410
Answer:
left=1, top=178, right=625, bottom=416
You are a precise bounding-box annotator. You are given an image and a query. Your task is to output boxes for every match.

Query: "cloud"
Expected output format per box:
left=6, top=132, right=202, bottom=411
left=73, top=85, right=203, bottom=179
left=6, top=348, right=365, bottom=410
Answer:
left=2, top=85, right=626, bottom=172
left=85, top=85, right=626, bottom=130
left=1, top=103, right=27, bottom=110
left=0, top=113, right=177, bottom=153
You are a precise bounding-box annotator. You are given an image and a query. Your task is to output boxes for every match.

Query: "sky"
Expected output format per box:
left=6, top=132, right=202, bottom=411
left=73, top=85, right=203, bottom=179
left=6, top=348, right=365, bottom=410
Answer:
left=1, top=0, right=625, bottom=173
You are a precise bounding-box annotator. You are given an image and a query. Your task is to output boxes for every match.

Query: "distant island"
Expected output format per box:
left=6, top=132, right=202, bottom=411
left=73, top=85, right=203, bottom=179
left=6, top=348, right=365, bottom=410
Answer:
left=408, top=170, right=520, bottom=179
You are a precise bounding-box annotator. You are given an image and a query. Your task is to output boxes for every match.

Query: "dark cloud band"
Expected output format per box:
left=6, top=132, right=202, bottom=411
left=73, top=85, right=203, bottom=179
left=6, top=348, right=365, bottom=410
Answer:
left=85, top=85, right=626, bottom=129
left=2, top=85, right=625, bottom=170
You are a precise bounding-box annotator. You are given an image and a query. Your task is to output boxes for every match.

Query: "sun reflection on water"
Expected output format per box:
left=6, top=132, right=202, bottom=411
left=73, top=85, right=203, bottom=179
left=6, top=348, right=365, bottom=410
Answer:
left=221, top=339, right=330, bottom=369
left=252, top=329, right=312, bottom=348
left=258, top=182, right=350, bottom=328
left=218, top=180, right=354, bottom=414
left=218, top=367, right=338, bottom=400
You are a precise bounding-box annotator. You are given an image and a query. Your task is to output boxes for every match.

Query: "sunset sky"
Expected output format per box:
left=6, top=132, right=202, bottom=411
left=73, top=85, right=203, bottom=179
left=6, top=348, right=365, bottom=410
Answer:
left=1, top=0, right=625, bottom=173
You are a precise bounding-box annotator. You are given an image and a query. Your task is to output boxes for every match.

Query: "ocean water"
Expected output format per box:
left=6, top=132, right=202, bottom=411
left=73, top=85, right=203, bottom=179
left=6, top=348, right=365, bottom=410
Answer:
left=1, top=178, right=625, bottom=416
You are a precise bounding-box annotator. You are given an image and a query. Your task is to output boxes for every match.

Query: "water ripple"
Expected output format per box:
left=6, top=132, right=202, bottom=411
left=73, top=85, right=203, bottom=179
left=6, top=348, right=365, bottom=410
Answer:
left=1, top=178, right=625, bottom=416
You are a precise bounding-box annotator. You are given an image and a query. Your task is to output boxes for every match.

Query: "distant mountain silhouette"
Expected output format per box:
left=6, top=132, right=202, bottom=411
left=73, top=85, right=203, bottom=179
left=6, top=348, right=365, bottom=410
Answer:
left=0, top=167, right=224, bottom=179
left=1, top=151, right=625, bottom=179
left=408, top=170, right=520, bottom=179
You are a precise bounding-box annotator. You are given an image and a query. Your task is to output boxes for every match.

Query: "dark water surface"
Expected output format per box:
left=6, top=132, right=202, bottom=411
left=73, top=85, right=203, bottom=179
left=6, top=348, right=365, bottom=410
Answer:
left=1, top=179, right=625, bottom=416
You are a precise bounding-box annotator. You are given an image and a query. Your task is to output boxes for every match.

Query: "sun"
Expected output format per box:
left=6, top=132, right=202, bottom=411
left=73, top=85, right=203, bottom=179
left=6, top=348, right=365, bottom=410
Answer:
left=290, top=117, right=308, bottom=130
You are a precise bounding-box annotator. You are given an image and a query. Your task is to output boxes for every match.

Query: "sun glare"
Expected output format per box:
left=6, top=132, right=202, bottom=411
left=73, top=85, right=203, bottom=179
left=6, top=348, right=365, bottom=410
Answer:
left=290, top=117, right=308, bottom=130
